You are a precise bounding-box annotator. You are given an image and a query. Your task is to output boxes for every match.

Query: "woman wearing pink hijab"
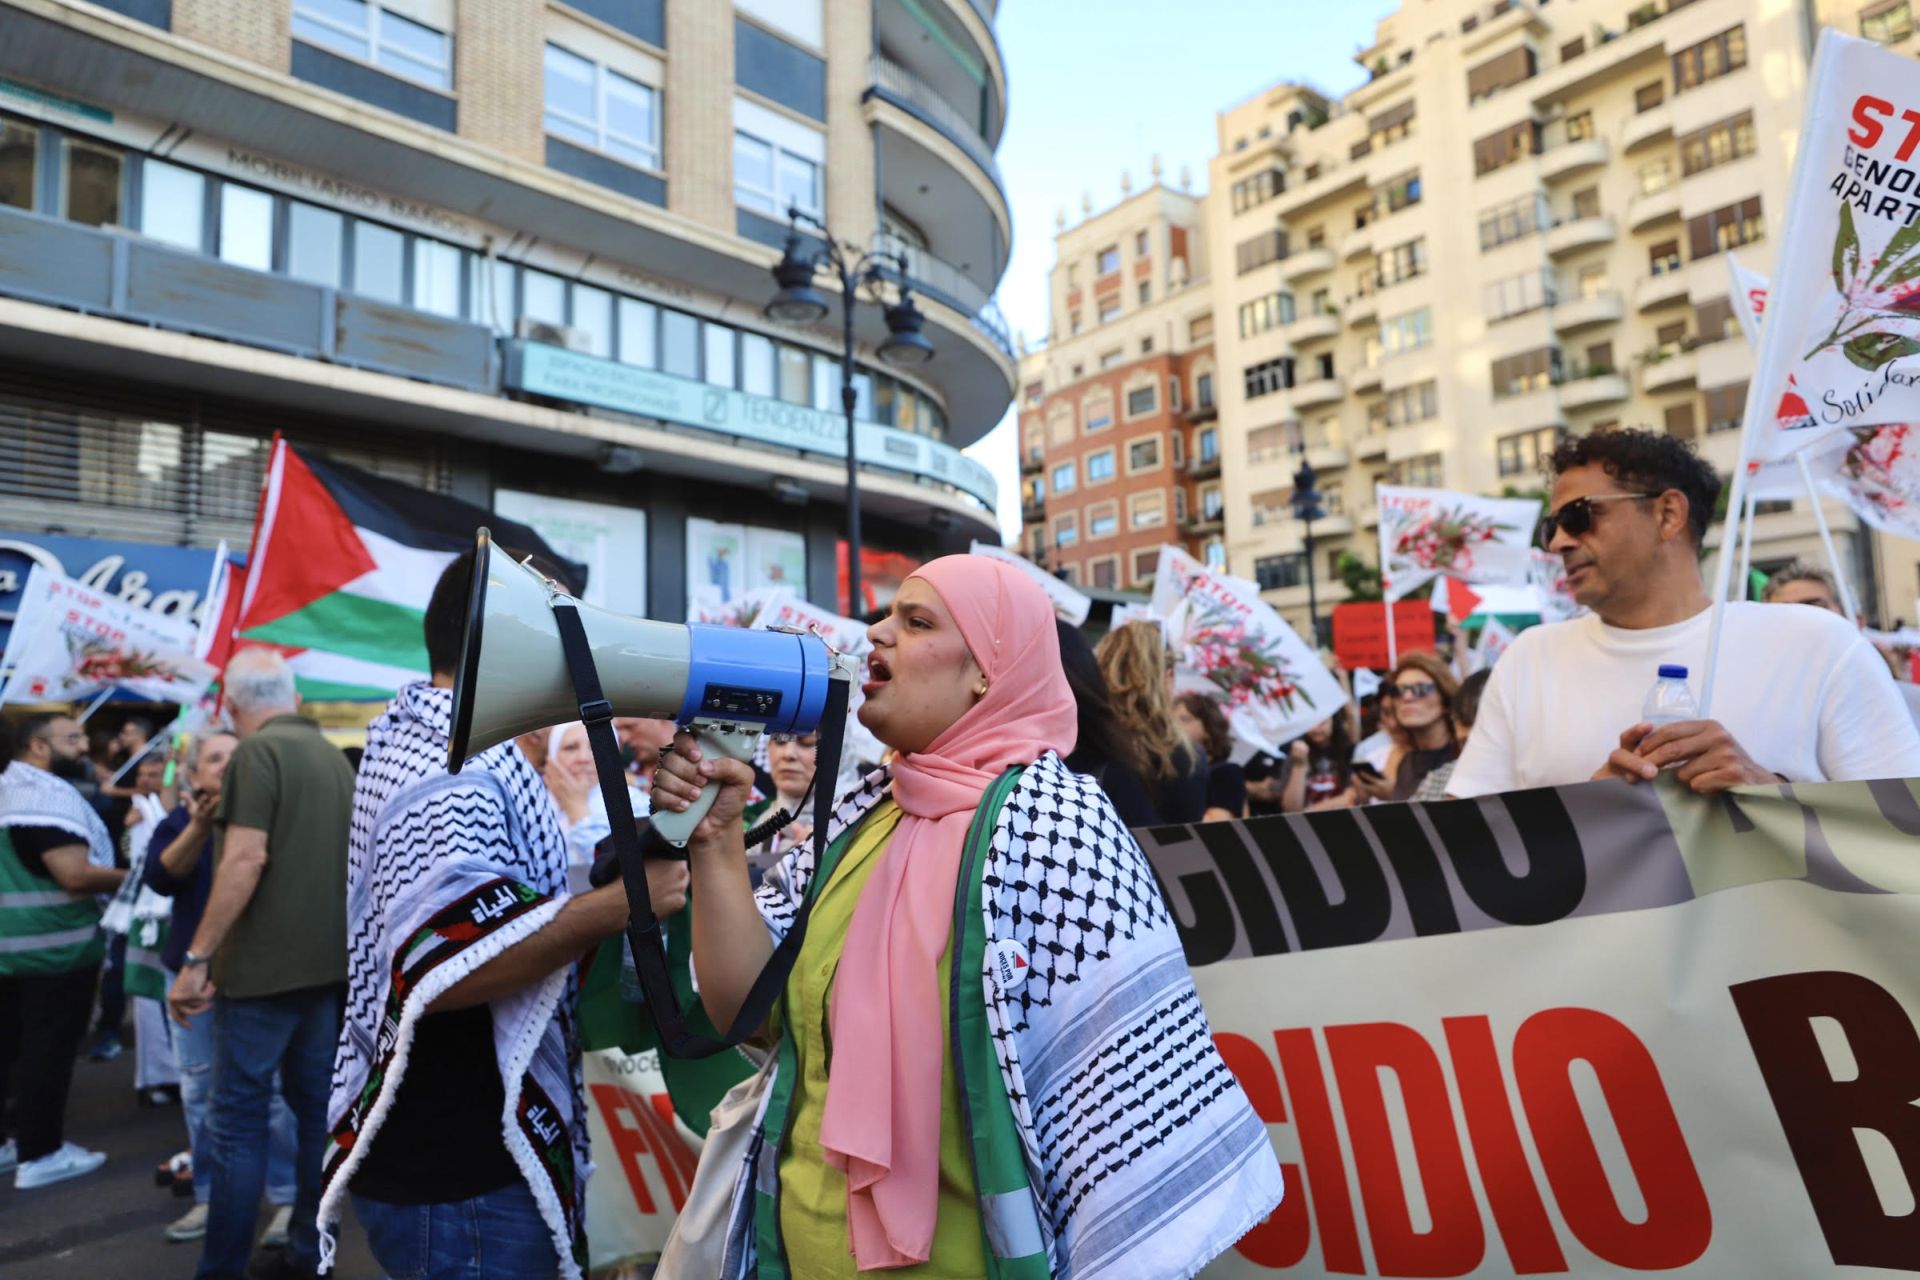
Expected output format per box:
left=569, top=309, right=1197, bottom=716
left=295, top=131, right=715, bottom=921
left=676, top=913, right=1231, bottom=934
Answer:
left=655, top=555, right=1281, bottom=1278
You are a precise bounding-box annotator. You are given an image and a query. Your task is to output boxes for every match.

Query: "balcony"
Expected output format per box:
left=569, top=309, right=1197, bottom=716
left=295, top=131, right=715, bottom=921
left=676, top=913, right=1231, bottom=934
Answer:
left=1360, top=504, right=1380, bottom=528
left=1306, top=442, right=1351, bottom=471
left=1626, top=185, right=1680, bottom=232
left=1309, top=513, right=1356, bottom=537
left=1020, top=446, right=1044, bottom=475
left=1539, top=137, right=1610, bottom=182
left=1545, top=215, right=1616, bottom=258
left=1634, top=269, right=1689, bottom=312
left=1346, top=290, right=1380, bottom=326
left=876, top=234, right=1012, bottom=358
left=1355, top=431, right=1388, bottom=459
left=1552, top=291, right=1624, bottom=333
left=869, top=53, right=1003, bottom=198
left=1621, top=103, right=1673, bottom=153
left=1021, top=495, right=1045, bottom=523
left=1183, top=510, right=1226, bottom=535
left=1341, top=224, right=1377, bottom=261
left=1189, top=452, right=1222, bottom=480
left=1641, top=348, right=1698, bottom=394
left=1284, top=312, right=1341, bottom=345
left=1558, top=369, right=1629, bottom=409
left=1293, top=375, right=1345, bottom=409
left=1350, top=361, right=1384, bottom=393
left=1185, top=399, right=1219, bottom=424
left=1281, top=247, right=1337, bottom=282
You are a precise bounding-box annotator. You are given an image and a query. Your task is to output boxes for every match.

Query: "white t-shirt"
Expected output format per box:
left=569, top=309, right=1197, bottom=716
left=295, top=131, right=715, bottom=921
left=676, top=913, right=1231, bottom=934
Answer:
left=1448, top=602, right=1920, bottom=797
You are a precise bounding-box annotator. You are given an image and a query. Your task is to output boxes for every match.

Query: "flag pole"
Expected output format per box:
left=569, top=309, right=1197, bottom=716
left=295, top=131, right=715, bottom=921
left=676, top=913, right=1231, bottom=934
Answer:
left=75, top=687, right=115, bottom=724
left=1734, top=486, right=1758, bottom=601
left=1799, top=453, right=1861, bottom=621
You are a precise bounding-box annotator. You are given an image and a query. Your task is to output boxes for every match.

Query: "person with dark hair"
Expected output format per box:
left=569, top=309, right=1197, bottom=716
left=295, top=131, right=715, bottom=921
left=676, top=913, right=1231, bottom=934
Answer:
left=1174, top=693, right=1247, bottom=821
left=1280, top=716, right=1357, bottom=812
left=322, top=546, right=687, bottom=1280
left=1357, top=652, right=1460, bottom=803
left=1054, top=619, right=1157, bottom=827
left=1450, top=428, right=1920, bottom=797
left=1414, top=668, right=1490, bottom=802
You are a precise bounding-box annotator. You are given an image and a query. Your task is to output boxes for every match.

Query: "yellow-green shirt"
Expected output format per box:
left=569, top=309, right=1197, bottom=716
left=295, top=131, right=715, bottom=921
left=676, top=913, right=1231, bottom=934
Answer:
left=777, top=801, right=987, bottom=1277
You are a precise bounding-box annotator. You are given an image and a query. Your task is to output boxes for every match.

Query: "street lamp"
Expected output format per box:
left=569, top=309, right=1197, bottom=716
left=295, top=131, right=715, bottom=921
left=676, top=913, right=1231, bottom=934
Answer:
left=765, top=206, right=935, bottom=617
left=1291, top=457, right=1326, bottom=644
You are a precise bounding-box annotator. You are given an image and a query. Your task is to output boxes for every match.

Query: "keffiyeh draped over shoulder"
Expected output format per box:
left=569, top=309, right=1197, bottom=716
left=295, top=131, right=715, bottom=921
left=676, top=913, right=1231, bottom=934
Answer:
left=318, top=683, right=588, bottom=1278
left=0, top=760, right=115, bottom=868
left=744, top=753, right=1283, bottom=1280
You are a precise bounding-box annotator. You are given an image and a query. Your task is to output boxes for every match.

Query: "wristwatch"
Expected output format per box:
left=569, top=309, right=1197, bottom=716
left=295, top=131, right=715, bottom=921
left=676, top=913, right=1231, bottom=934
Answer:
left=183, top=950, right=213, bottom=968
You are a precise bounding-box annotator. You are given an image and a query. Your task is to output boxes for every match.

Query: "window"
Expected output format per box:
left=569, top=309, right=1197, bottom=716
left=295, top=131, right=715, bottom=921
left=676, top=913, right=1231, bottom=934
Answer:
left=1086, top=400, right=1114, bottom=432
left=1378, top=171, right=1422, bottom=215
left=1665, top=402, right=1696, bottom=438
left=139, top=159, right=205, bottom=252
left=618, top=298, right=658, bottom=367
left=1196, top=372, right=1215, bottom=409
left=352, top=220, right=404, bottom=303
left=1863, top=0, right=1914, bottom=43
left=1087, top=450, right=1116, bottom=483
left=1694, top=296, right=1738, bottom=344
left=1127, top=437, right=1163, bottom=474
left=1255, top=554, right=1306, bottom=591
left=1244, top=356, right=1296, bottom=399
left=1582, top=340, right=1615, bottom=374
left=1679, top=112, right=1757, bottom=176
left=1054, top=513, right=1079, bottom=548
left=1238, top=292, right=1295, bottom=337
left=1705, top=381, right=1748, bottom=432
left=1576, top=264, right=1609, bottom=298
left=1491, top=347, right=1562, bottom=398
left=1672, top=26, right=1748, bottom=93
left=1132, top=548, right=1159, bottom=583
left=1089, top=557, right=1118, bottom=589
left=1134, top=229, right=1150, bottom=256
left=1126, top=385, right=1157, bottom=418
left=1467, top=46, right=1537, bottom=102
left=1202, top=486, right=1224, bottom=519
left=733, top=98, right=822, bottom=217
left=1382, top=307, right=1433, bottom=355
left=1189, top=314, right=1214, bottom=342
left=1571, top=186, right=1601, bottom=220
left=1498, top=425, right=1561, bottom=477
left=544, top=43, right=660, bottom=169
left=294, top=0, right=453, bottom=90
left=1098, top=298, right=1122, bottom=324
left=1137, top=281, right=1151, bottom=305
left=702, top=321, right=736, bottom=388
left=1392, top=453, right=1444, bottom=487
left=1474, top=120, right=1540, bottom=175
left=521, top=267, right=565, bottom=325
left=1051, top=461, right=1076, bottom=494
left=413, top=237, right=464, bottom=318
left=1369, top=99, right=1416, bottom=148
left=1638, top=157, right=1676, bottom=195
left=1385, top=380, right=1439, bottom=426
left=1635, top=81, right=1666, bottom=113
left=1247, top=424, right=1286, bottom=463
left=1649, top=239, right=1682, bottom=274
left=1478, top=193, right=1549, bottom=250
left=1098, top=348, right=1124, bottom=370
left=661, top=309, right=699, bottom=378
left=1235, top=229, right=1290, bottom=275
left=1129, top=492, right=1167, bottom=531
left=1482, top=268, right=1559, bottom=318
left=1070, top=313, right=1082, bottom=335
left=1378, top=238, right=1427, bottom=287
left=1686, top=196, right=1764, bottom=259
left=1313, top=351, right=1335, bottom=380
left=1561, top=37, right=1586, bottom=62
left=1097, top=245, right=1120, bottom=274
left=0, top=120, right=35, bottom=212
left=63, top=138, right=122, bottom=228
left=1231, top=167, right=1286, bottom=214
left=1088, top=504, right=1119, bottom=538
left=1565, top=111, right=1595, bottom=143
left=1170, top=376, right=1181, bottom=410
left=218, top=184, right=275, bottom=271
left=1306, top=225, right=1326, bottom=249
left=1174, top=486, right=1187, bottom=520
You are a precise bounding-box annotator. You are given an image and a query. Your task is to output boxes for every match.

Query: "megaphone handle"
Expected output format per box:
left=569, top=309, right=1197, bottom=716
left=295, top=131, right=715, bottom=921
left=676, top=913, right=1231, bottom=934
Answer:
left=649, top=721, right=763, bottom=848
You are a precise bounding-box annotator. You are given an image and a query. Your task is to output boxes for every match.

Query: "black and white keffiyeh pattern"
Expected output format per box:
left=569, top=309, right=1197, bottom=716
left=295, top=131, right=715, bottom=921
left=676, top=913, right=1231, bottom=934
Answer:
left=0, top=759, right=115, bottom=868
left=318, top=683, right=588, bottom=1278
left=747, top=752, right=1282, bottom=1279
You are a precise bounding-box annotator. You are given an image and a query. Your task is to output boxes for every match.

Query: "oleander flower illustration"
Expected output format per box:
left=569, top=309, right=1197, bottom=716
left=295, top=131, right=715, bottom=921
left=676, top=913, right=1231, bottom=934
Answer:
left=1178, top=596, right=1314, bottom=715
left=1807, top=205, right=1920, bottom=370
left=65, top=633, right=187, bottom=686
left=1386, top=505, right=1516, bottom=575
left=1838, top=422, right=1917, bottom=524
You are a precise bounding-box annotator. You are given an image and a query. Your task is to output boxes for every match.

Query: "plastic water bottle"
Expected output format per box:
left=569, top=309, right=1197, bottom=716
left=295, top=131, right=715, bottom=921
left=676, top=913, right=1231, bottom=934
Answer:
left=1642, top=664, right=1699, bottom=726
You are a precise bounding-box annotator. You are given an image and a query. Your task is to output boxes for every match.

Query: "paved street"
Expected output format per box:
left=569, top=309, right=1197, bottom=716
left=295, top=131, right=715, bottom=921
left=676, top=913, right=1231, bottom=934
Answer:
left=0, top=1045, right=382, bottom=1279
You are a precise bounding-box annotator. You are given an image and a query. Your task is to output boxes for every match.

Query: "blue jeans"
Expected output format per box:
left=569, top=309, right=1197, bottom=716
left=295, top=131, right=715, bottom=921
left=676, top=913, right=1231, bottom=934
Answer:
left=352, top=1179, right=558, bottom=1279
left=169, top=987, right=297, bottom=1208
left=197, top=985, right=342, bottom=1279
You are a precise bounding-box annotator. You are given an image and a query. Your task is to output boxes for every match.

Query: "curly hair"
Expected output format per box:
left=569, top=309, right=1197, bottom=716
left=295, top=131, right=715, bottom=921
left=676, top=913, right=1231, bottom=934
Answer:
left=1546, top=427, right=1722, bottom=546
left=1094, top=623, right=1191, bottom=783
left=1176, top=693, right=1234, bottom=764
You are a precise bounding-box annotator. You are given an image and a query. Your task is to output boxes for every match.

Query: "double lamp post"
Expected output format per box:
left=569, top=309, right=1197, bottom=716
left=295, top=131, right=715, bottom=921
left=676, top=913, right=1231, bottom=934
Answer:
left=764, top=206, right=935, bottom=619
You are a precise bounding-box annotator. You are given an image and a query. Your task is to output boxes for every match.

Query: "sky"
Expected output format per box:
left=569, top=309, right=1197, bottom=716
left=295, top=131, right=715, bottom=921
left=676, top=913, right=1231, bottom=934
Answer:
left=961, top=0, right=1390, bottom=543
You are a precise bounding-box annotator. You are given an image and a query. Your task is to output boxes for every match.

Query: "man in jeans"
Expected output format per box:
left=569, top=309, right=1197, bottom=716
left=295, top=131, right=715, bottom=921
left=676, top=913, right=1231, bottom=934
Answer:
left=170, top=650, right=353, bottom=1280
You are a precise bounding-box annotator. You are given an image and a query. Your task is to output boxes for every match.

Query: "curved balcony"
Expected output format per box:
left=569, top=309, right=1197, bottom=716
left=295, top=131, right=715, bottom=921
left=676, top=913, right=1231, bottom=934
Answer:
left=1350, top=361, right=1384, bottom=393
left=1621, top=103, right=1673, bottom=153
left=1634, top=269, right=1689, bottom=313
left=1293, top=375, right=1345, bottom=409
left=1641, top=350, right=1697, bottom=394
left=1558, top=371, right=1629, bottom=409
left=1627, top=185, right=1680, bottom=232
left=1284, top=312, right=1340, bottom=345
left=1281, top=247, right=1337, bottom=282
left=1306, top=443, right=1350, bottom=472
left=1552, top=291, right=1624, bottom=333
left=1539, top=137, right=1610, bottom=183
left=1546, top=215, right=1616, bottom=258
left=1341, top=224, right=1376, bottom=261
left=1346, top=290, right=1380, bottom=327
left=1355, top=430, right=1388, bottom=460
left=1360, top=504, right=1380, bottom=528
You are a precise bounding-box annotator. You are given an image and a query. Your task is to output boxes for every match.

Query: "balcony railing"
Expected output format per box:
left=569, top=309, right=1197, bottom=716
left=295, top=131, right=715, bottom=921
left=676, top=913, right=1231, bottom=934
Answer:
left=869, top=53, right=1005, bottom=195
left=875, top=232, right=1012, bottom=359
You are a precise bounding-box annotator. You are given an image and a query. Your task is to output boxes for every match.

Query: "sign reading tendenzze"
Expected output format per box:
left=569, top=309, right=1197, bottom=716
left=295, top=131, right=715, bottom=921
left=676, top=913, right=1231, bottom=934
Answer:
left=1144, top=777, right=1920, bottom=1278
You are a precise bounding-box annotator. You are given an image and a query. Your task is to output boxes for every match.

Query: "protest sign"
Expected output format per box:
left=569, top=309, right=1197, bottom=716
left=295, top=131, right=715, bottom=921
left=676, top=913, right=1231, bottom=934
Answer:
left=1141, top=776, right=1920, bottom=1278
left=581, top=1048, right=695, bottom=1271
left=1151, top=547, right=1345, bottom=754
left=1376, top=487, right=1539, bottom=602
left=750, top=592, right=887, bottom=776
left=1527, top=549, right=1581, bottom=624
left=0, top=564, right=217, bottom=705
left=1331, top=601, right=1433, bottom=671
left=968, top=541, right=1092, bottom=625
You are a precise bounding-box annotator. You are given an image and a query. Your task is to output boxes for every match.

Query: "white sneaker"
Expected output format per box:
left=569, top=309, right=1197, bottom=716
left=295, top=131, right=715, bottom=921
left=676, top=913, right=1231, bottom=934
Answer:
left=0, top=1139, right=16, bottom=1175
left=14, top=1142, right=106, bottom=1189
left=165, top=1202, right=210, bottom=1243
left=259, top=1203, right=294, bottom=1249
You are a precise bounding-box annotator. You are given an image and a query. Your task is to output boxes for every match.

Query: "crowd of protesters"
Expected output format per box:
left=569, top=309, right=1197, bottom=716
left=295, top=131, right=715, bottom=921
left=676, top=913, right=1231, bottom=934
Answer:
left=1, top=426, right=1918, bottom=1278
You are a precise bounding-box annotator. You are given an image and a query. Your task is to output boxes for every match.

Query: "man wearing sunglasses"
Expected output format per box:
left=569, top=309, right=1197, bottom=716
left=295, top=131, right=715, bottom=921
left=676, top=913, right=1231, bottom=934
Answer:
left=1449, top=428, right=1920, bottom=798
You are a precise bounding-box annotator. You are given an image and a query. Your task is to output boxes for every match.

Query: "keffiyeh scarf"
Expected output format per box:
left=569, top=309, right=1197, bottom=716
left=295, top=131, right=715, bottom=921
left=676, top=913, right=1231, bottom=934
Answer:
left=740, top=751, right=1283, bottom=1280
left=318, top=683, right=589, bottom=1277
left=0, top=759, right=115, bottom=869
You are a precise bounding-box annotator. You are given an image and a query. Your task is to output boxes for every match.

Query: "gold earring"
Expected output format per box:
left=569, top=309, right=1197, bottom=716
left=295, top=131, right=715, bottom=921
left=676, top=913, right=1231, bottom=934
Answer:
left=976, top=682, right=989, bottom=698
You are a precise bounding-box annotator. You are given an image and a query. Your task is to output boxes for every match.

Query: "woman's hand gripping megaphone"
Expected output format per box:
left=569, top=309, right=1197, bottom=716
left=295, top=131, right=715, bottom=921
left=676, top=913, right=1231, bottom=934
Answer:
left=652, top=729, right=759, bottom=844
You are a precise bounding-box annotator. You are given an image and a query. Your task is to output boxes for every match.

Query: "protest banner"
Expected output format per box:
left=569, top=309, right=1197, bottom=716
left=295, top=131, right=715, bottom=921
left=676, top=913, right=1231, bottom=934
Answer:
left=1151, top=546, right=1346, bottom=754
left=1375, top=488, right=1539, bottom=602
left=1135, top=776, right=1920, bottom=1278
left=0, top=564, right=216, bottom=705
left=968, top=541, right=1093, bottom=625
left=749, top=591, right=887, bottom=777
left=580, top=1048, right=696, bottom=1271
left=1331, top=601, right=1433, bottom=672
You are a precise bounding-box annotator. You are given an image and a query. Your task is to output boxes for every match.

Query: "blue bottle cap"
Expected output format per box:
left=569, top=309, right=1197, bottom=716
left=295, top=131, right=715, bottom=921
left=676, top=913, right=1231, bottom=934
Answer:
left=1657, top=664, right=1689, bottom=679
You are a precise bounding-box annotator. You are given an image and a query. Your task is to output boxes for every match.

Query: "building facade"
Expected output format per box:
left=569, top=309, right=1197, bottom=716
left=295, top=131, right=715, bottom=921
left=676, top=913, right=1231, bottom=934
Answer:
left=1202, top=0, right=1920, bottom=634
left=0, top=0, right=1010, bottom=634
left=1016, top=181, right=1219, bottom=591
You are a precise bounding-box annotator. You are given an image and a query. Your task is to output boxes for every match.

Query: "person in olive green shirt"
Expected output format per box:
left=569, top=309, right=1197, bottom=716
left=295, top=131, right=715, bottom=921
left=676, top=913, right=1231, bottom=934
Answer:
left=168, top=648, right=353, bottom=1280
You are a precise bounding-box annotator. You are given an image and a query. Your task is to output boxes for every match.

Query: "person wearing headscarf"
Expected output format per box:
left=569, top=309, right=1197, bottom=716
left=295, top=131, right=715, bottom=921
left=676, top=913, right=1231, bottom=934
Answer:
left=655, top=555, right=1282, bottom=1278
left=544, top=720, right=651, bottom=866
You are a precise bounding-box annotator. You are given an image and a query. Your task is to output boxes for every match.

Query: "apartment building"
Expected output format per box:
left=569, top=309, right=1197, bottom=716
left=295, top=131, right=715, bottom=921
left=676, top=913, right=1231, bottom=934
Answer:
left=1016, top=180, right=1219, bottom=591
left=0, top=0, right=1010, bottom=629
left=1205, top=0, right=1920, bottom=635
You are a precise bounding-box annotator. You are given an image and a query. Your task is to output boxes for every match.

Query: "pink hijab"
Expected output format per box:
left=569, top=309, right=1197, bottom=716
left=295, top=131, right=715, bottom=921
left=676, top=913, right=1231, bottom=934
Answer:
left=818, top=555, right=1077, bottom=1269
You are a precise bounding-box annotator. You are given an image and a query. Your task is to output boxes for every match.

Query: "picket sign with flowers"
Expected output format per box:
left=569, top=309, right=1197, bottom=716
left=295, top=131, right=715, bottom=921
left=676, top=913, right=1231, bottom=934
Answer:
left=1375, top=485, right=1540, bottom=661
left=1148, top=546, right=1345, bottom=756
left=0, top=563, right=217, bottom=706
left=748, top=591, right=886, bottom=782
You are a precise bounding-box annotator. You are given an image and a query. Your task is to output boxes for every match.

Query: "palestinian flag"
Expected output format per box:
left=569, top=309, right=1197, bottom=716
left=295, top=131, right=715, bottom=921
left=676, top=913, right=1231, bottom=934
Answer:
left=232, top=436, right=580, bottom=701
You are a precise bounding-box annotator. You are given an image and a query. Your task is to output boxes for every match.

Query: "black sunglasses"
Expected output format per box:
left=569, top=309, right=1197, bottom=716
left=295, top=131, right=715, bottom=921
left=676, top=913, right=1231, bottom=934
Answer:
left=1383, top=680, right=1438, bottom=700
left=1539, top=492, right=1659, bottom=546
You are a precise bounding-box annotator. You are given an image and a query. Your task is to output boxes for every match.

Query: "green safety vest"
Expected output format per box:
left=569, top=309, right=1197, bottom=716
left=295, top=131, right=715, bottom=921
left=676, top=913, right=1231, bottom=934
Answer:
left=0, top=827, right=106, bottom=976
left=754, top=767, right=1051, bottom=1280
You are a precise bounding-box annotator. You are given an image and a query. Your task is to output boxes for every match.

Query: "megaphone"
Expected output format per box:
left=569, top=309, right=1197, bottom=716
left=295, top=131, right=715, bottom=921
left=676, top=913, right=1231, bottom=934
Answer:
left=449, top=529, right=855, bottom=846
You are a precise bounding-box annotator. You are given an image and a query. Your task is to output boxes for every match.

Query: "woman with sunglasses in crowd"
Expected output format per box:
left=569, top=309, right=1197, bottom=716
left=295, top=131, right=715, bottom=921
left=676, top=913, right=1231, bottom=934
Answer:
left=653, top=557, right=1281, bottom=1277
left=1355, top=653, right=1460, bottom=803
